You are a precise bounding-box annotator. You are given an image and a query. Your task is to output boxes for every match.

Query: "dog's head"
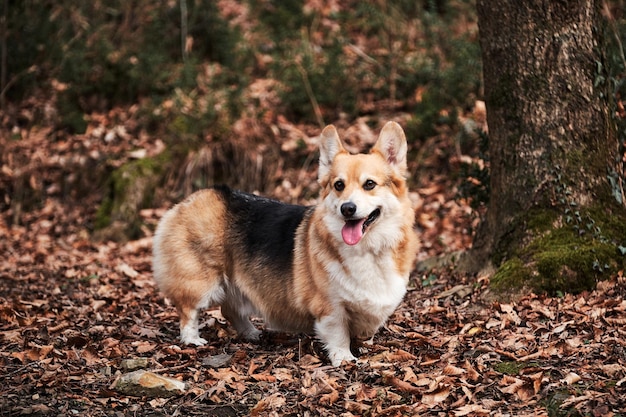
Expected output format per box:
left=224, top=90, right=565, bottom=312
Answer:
left=318, top=122, right=410, bottom=247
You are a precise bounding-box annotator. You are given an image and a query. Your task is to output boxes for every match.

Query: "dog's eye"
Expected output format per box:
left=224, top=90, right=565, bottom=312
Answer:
left=363, top=180, right=376, bottom=191
left=334, top=180, right=345, bottom=191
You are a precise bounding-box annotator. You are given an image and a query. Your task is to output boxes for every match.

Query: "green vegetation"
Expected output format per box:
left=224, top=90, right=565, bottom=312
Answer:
left=5, top=1, right=480, bottom=133
left=491, top=258, right=532, bottom=293
left=3, top=0, right=484, bottom=240
left=493, top=361, right=540, bottom=375
left=491, top=200, right=626, bottom=296
left=5, top=1, right=245, bottom=106
left=95, top=155, right=165, bottom=241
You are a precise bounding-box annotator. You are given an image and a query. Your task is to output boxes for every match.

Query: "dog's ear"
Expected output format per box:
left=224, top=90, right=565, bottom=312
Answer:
left=372, top=121, right=408, bottom=176
left=318, top=125, right=345, bottom=182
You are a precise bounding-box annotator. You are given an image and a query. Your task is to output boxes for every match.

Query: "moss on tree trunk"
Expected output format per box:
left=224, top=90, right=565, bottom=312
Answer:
left=468, top=0, right=626, bottom=297
left=94, top=155, right=166, bottom=242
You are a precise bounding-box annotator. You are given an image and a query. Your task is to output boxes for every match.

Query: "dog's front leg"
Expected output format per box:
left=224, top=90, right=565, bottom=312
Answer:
left=315, top=313, right=356, bottom=367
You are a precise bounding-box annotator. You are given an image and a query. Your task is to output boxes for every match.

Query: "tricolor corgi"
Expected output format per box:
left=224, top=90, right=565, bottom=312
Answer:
left=152, top=121, right=418, bottom=366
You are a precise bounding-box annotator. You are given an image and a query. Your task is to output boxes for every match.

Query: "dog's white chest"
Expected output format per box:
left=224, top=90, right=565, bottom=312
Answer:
left=326, top=251, right=407, bottom=336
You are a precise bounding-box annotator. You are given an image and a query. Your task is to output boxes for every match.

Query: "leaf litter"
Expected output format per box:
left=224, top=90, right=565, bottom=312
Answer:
left=0, top=45, right=624, bottom=416
left=1, top=142, right=625, bottom=416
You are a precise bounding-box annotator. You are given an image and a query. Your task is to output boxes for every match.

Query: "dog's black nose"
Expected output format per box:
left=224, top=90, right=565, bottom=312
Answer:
left=341, top=202, right=357, bottom=217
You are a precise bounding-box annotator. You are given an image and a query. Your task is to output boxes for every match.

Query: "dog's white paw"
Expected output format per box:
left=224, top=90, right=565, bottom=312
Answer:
left=328, top=350, right=357, bottom=367
left=181, top=335, right=208, bottom=346
left=180, top=324, right=208, bottom=346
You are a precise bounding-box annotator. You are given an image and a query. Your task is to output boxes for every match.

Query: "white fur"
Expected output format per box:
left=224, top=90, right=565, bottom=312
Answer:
left=316, top=249, right=407, bottom=366
left=179, top=284, right=226, bottom=345
left=315, top=314, right=356, bottom=366
left=313, top=124, right=411, bottom=365
left=314, top=214, right=408, bottom=367
left=180, top=309, right=207, bottom=346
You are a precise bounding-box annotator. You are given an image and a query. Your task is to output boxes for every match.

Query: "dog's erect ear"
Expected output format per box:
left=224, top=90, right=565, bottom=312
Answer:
left=318, top=125, right=345, bottom=182
left=372, top=121, right=408, bottom=176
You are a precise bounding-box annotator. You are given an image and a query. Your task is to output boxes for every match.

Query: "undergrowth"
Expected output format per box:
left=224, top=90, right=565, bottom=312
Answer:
left=4, top=1, right=481, bottom=139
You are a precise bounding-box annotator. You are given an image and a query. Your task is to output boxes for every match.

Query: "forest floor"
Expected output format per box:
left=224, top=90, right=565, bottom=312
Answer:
left=1, top=113, right=626, bottom=417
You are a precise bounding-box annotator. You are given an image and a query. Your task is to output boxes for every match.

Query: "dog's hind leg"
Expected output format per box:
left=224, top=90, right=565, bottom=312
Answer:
left=178, top=305, right=208, bottom=346
left=174, top=272, right=226, bottom=346
left=221, top=284, right=262, bottom=341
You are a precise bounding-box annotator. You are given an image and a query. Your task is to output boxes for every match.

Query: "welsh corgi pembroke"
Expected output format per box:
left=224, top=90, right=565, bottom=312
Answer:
left=152, top=121, right=418, bottom=366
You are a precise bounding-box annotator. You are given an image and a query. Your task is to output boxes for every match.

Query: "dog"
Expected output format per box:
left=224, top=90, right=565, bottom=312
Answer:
left=152, top=121, right=418, bottom=366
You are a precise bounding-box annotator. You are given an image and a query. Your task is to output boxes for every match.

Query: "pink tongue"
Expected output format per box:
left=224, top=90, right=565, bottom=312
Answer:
left=341, top=219, right=366, bottom=245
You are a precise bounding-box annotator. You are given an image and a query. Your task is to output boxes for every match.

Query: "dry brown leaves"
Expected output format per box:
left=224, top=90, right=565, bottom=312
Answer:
left=0, top=46, right=623, bottom=417
left=1, top=169, right=626, bottom=416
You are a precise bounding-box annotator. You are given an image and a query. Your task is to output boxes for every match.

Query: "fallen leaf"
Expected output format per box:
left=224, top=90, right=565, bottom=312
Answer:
left=454, top=404, right=490, bottom=416
left=345, top=400, right=371, bottom=414
left=499, top=304, right=522, bottom=326
left=1, top=329, right=23, bottom=343
left=466, top=326, right=483, bottom=336
left=386, top=349, right=417, bottom=362
left=354, top=383, right=379, bottom=402
left=250, top=373, right=277, bottom=382
left=319, top=389, right=339, bottom=405
left=552, top=320, right=574, bottom=334
left=443, top=364, right=466, bottom=376
left=422, top=386, right=451, bottom=406
left=249, top=392, right=285, bottom=416
left=382, top=371, right=421, bottom=393
left=116, top=263, right=139, bottom=278
left=438, top=284, right=473, bottom=299
left=81, top=346, right=102, bottom=366
left=133, top=341, right=157, bottom=354
left=202, top=354, right=233, bottom=368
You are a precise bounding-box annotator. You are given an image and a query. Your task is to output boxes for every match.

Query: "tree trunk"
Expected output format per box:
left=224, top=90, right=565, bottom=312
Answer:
left=468, top=0, right=626, bottom=296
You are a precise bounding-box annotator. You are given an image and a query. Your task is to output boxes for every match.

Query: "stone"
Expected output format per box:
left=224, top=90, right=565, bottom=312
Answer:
left=112, top=370, right=186, bottom=398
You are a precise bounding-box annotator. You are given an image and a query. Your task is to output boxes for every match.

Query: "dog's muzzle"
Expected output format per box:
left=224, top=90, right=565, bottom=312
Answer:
left=340, top=203, right=381, bottom=245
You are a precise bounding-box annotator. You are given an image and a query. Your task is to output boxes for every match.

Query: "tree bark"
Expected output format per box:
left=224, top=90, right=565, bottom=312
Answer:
left=468, top=0, right=626, bottom=295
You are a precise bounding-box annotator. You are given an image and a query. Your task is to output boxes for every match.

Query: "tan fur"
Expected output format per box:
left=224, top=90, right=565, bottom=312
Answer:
left=152, top=122, right=418, bottom=365
left=152, top=191, right=228, bottom=332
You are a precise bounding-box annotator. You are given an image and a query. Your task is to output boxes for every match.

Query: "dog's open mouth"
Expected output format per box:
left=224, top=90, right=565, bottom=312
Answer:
left=341, top=208, right=381, bottom=246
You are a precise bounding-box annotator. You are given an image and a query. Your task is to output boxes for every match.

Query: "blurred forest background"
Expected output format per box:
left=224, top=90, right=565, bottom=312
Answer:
left=2, top=0, right=624, bottom=246
left=1, top=0, right=486, bottom=246
left=3, top=1, right=626, bottom=241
